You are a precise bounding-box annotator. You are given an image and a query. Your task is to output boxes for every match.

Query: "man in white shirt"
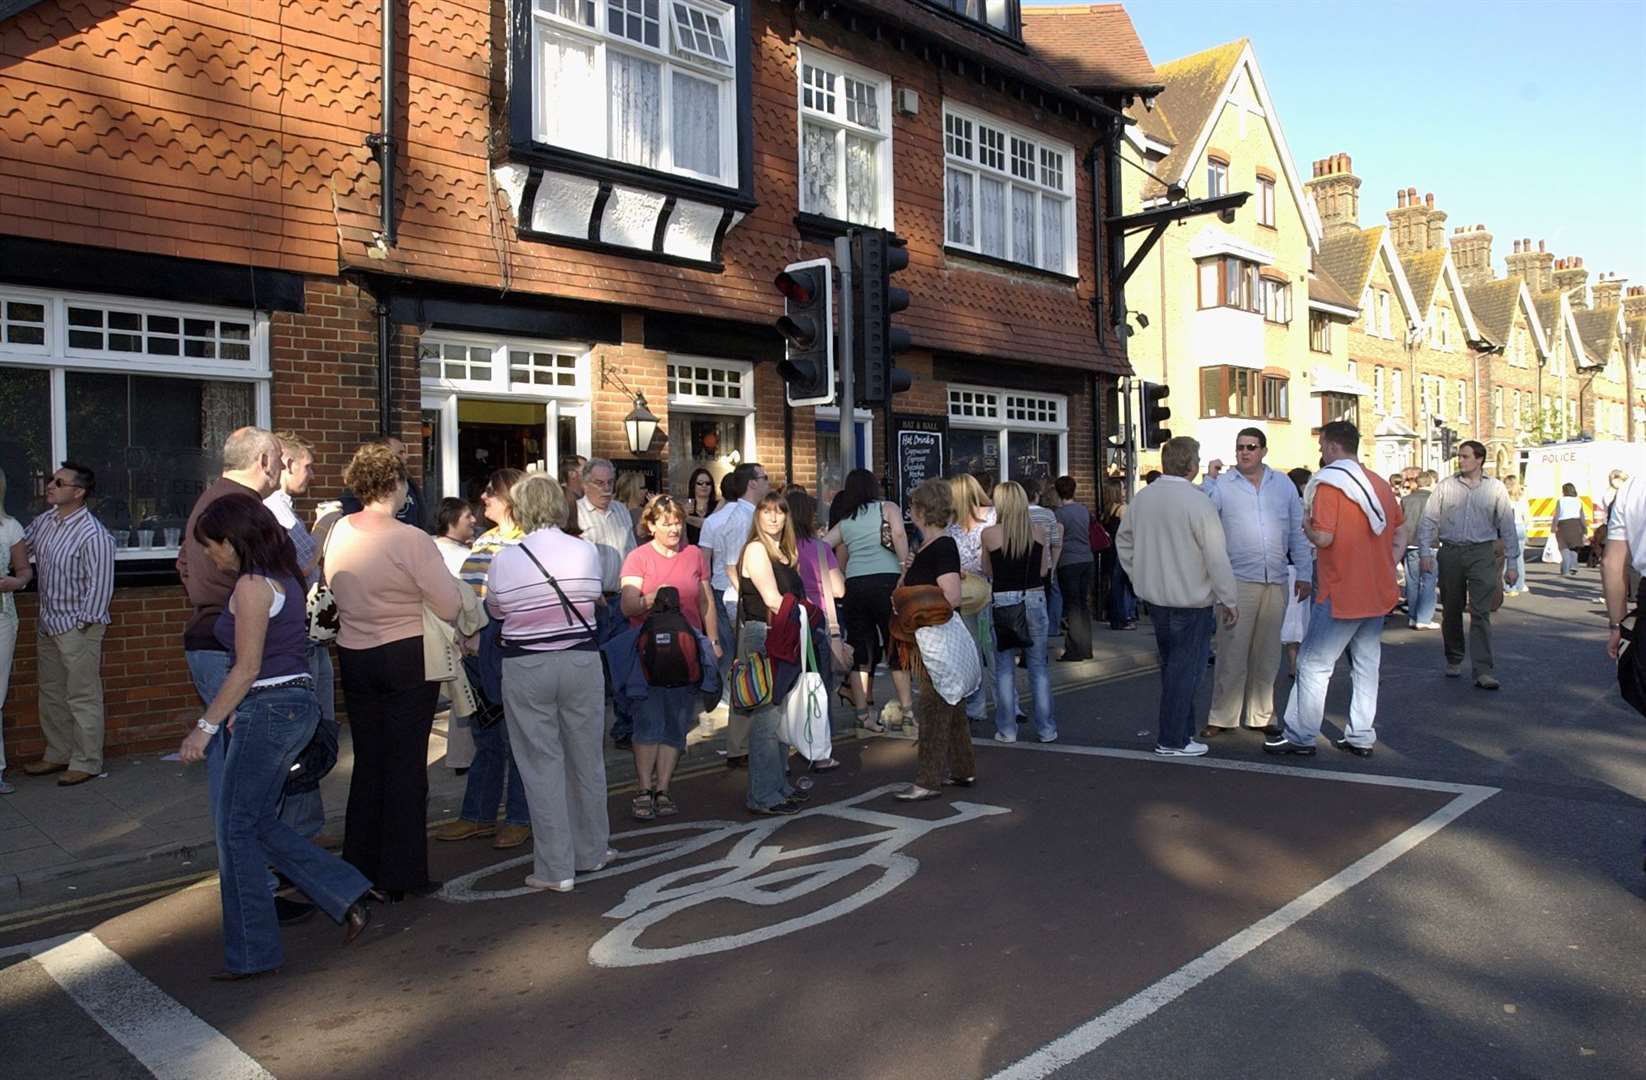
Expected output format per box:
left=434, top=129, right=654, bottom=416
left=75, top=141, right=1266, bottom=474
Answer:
left=1200, top=427, right=1310, bottom=737
left=1601, top=475, right=1646, bottom=874
left=577, top=457, right=636, bottom=606
left=697, top=462, right=768, bottom=765
left=1116, top=436, right=1238, bottom=757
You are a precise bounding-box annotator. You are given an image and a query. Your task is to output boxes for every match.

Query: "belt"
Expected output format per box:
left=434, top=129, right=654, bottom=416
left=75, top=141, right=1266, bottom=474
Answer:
left=246, top=675, right=315, bottom=695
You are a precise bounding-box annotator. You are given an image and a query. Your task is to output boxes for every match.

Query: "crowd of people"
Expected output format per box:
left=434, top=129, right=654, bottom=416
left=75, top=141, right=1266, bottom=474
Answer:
left=0, top=415, right=1637, bottom=973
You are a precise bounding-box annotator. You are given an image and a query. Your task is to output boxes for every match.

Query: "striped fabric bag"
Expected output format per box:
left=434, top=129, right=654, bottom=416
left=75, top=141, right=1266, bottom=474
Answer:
left=729, top=653, right=774, bottom=711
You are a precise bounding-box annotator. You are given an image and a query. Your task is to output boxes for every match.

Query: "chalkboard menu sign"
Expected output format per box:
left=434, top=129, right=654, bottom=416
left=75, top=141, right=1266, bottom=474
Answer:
left=893, top=415, right=947, bottom=512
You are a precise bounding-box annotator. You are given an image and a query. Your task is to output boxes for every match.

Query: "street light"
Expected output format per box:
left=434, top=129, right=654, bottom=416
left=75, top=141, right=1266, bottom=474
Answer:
left=622, top=394, right=659, bottom=456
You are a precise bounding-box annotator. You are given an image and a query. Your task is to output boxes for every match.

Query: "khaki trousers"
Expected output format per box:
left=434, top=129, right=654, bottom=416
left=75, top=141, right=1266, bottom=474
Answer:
left=1207, top=581, right=1287, bottom=729
left=37, top=622, right=108, bottom=774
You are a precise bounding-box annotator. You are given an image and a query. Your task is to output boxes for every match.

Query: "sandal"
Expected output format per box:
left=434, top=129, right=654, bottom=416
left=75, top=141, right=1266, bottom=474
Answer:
left=810, top=757, right=841, bottom=772
left=631, top=790, right=656, bottom=820
left=857, top=709, right=886, bottom=734
left=653, top=791, right=678, bottom=816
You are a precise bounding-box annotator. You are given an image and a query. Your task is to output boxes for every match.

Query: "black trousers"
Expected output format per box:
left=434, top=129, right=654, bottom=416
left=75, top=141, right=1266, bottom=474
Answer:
left=1057, top=561, right=1096, bottom=660
left=338, top=636, right=438, bottom=891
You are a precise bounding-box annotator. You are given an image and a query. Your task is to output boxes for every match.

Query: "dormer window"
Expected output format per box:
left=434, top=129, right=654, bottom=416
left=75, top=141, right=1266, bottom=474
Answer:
left=933, top=0, right=1021, bottom=38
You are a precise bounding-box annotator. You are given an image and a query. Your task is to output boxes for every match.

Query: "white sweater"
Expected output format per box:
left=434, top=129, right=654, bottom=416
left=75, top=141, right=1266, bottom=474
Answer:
left=1115, top=476, right=1239, bottom=610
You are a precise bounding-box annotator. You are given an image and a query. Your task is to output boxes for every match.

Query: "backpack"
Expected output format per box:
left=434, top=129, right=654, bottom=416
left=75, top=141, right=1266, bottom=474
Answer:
left=638, top=587, right=702, bottom=689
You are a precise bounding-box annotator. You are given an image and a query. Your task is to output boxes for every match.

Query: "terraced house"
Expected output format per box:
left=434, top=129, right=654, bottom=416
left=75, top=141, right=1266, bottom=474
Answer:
left=0, top=0, right=1160, bottom=758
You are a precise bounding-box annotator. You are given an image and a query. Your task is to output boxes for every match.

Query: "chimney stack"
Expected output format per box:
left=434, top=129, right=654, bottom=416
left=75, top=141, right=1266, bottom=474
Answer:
left=1593, top=272, right=1625, bottom=310
left=1552, top=255, right=1591, bottom=308
left=1623, top=286, right=1646, bottom=321
left=1453, top=223, right=1495, bottom=286
left=1387, top=184, right=1445, bottom=256
left=1304, top=151, right=1362, bottom=236
left=1505, top=237, right=1556, bottom=293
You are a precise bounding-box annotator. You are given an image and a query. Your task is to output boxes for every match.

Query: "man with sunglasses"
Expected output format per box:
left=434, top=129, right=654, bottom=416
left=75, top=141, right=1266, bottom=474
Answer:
left=1200, top=428, right=1310, bottom=738
left=21, top=462, right=116, bottom=785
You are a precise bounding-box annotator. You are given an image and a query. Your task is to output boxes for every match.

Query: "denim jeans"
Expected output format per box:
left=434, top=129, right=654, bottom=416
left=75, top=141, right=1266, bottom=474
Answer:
left=737, top=621, right=795, bottom=811
left=214, top=683, right=370, bottom=974
left=599, top=600, right=634, bottom=740
left=187, top=649, right=235, bottom=829
left=1045, top=575, right=1063, bottom=641
left=1281, top=594, right=1384, bottom=749
left=1107, top=556, right=1138, bottom=628
left=1148, top=604, right=1214, bottom=749
left=964, top=610, right=991, bottom=721
left=993, top=589, right=1053, bottom=740
left=1561, top=548, right=1578, bottom=575
left=282, top=642, right=338, bottom=840
left=458, top=714, right=530, bottom=826
left=0, top=606, right=16, bottom=776
left=1403, top=548, right=1438, bottom=625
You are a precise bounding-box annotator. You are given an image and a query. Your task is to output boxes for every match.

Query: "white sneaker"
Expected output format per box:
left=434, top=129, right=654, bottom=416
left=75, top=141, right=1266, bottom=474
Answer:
left=1154, top=740, right=1209, bottom=757
left=578, top=848, right=619, bottom=874
left=525, top=875, right=574, bottom=892
left=993, top=731, right=1018, bottom=743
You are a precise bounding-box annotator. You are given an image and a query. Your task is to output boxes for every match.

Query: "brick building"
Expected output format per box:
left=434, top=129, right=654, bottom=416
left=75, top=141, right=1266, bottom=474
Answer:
left=0, top=0, right=1156, bottom=759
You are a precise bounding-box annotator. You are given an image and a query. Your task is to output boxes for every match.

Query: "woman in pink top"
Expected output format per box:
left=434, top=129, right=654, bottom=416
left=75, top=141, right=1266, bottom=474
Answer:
left=619, top=497, right=719, bottom=820
left=325, top=443, right=462, bottom=901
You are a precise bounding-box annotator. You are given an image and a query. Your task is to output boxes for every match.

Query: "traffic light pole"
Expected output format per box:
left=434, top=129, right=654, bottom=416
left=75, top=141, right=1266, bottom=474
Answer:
left=834, top=234, right=855, bottom=474
left=1123, top=376, right=1137, bottom=494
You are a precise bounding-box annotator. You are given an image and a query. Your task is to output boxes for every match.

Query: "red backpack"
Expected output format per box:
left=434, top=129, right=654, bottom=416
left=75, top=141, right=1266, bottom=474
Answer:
left=638, top=587, right=702, bottom=689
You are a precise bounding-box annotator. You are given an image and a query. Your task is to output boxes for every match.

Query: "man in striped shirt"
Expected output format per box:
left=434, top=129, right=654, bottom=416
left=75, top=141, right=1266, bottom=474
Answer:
left=21, top=462, right=116, bottom=785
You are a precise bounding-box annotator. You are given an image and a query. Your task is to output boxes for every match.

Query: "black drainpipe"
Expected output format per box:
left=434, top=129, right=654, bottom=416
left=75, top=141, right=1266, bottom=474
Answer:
left=377, top=299, right=394, bottom=438
left=366, top=0, right=397, bottom=245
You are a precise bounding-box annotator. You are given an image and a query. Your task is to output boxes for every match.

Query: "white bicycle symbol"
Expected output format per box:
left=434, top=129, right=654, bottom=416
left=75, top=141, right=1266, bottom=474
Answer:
left=437, top=784, right=1011, bottom=968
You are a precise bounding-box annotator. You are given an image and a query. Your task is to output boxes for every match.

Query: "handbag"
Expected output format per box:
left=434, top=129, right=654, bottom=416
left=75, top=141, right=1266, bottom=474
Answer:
left=781, top=606, right=832, bottom=762
left=914, top=612, right=983, bottom=705
left=305, top=521, right=340, bottom=643
left=992, top=598, right=1032, bottom=651
left=957, top=572, right=992, bottom=616
left=1089, top=517, right=1113, bottom=553
left=879, top=503, right=897, bottom=554
left=729, top=653, right=773, bottom=710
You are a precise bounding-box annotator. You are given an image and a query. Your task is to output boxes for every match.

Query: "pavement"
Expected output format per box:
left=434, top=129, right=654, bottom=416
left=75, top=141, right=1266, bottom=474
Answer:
left=0, top=620, right=1160, bottom=914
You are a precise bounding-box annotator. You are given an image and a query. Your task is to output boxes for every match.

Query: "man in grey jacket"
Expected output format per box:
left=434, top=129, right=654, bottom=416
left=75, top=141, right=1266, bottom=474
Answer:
left=1116, top=436, right=1239, bottom=757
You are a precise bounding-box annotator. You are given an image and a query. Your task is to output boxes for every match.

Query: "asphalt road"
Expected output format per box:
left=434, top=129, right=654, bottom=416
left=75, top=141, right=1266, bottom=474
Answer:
left=3, top=562, right=1643, bottom=1080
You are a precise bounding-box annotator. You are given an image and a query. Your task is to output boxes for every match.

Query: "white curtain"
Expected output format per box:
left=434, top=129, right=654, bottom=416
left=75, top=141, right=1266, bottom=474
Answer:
left=609, top=52, right=660, bottom=169
left=539, top=33, right=600, bottom=153
left=946, top=167, right=974, bottom=246
left=845, top=133, right=876, bottom=224
left=978, top=176, right=1006, bottom=258
left=1011, top=186, right=1035, bottom=265
left=1040, top=195, right=1065, bottom=272
left=671, top=70, right=719, bottom=177
left=801, top=121, right=837, bottom=218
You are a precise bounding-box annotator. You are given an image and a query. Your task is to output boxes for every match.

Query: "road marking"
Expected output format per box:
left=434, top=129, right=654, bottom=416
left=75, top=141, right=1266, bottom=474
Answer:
left=982, top=741, right=1498, bottom=1079
left=0, top=932, right=273, bottom=1080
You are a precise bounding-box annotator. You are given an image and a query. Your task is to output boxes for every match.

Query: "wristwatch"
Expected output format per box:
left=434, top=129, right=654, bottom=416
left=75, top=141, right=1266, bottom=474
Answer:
left=196, top=717, right=221, bottom=735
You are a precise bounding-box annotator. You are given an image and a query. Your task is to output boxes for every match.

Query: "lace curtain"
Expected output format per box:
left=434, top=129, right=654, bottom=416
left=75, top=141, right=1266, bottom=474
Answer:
left=672, top=70, right=719, bottom=177
left=978, top=176, right=1006, bottom=258
left=946, top=167, right=974, bottom=246
left=801, top=121, right=837, bottom=218
left=1040, top=196, right=1065, bottom=273
left=845, top=133, right=876, bottom=224
left=540, top=35, right=599, bottom=154
left=609, top=52, right=660, bottom=169
left=1011, top=187, right=1035, bottom=265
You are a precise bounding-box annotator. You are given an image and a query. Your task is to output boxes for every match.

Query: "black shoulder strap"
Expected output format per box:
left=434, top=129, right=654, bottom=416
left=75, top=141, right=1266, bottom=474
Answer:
left=517, top=542, right=597, bottom=637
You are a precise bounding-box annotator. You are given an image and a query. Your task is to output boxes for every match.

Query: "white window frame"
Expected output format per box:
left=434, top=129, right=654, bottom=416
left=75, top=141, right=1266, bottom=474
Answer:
left=796, top=47, right=893, bottom=229
left=1378, top=291, right=1392, bottom=338
left=666, top=354, right=756, bottom=463
left=1391, top=368, right=1404, bottom=416
left=946, top=383, right=1069, bottom=479
left=1456, top=379, right=1468, bottom=422
left=529, top=0, right=739, bottom=187
left=941, top=102, right=1076, bottom=275
left=1493, top=387, right=1504, bottom=428
left=1256, top=175, right=1275, bottom=227
left=1373, top=366, right=1385, bottom=413
left=0, top=283, right=271, bottom=559
left=813, top=404, right=875, bottom=471
left=1206, top=159, right=1229, bottom=198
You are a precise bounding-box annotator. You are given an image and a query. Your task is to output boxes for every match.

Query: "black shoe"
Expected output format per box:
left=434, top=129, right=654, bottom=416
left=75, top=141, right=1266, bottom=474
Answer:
left=942, top=775, right=976, bottom=788
left=382, top=880, right=442, bottom=903
left=210, top=967, right=279, bottom=982
left=750, top=800, right=801, bottom=816
left=785, top=787, right=811, bottom=803
left=342, top=899, right=372, bottom=946
left=453, top=767, right=469, bottom=776
left=612, top=735, right=633, bottom=750
left=1333, top=737, right=1374, bottom=758
left=725, top=754, right=749, bottom=769
left=274, top=896, right=316, bottom=926
left=1262, top=735, right=1316, bottom=757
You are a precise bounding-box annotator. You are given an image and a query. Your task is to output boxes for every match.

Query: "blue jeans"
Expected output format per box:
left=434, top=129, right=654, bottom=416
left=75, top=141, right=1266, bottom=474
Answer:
left=737, top=621, right=796, bottom=811
left=993, top=590, right=1053, bottom=740
left=1046, top=575, right=1063, bottom=640
left=598, top=600, right=634, bottom=741
left=1281, top=594, right=1384, bottom=749
left=1107, top=556, right=1138, bottom=628
left=1149, top=605, right=1214, bottom=749
left=187, top=649, right=235, bottom=828
left=283, top=643, right=337, bottom=840
left=458, top=715, right=530, bottom=826
left=214, top=683, right=370, bottom=974
left=1403, top=549, right=1438, bottom=625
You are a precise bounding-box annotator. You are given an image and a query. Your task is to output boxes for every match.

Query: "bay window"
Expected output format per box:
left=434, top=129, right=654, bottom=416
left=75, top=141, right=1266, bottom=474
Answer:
left=0, top=286, right=268, bottom=553
left=943, top=105, right=1074, bottom=275
left=1198, top=256, right=1263, bottom=314
left=529, top=0, right=738, bottom=187
left=797, top=49, right=891, bottom=227
left=1200, top=366, right=1288, bottom=421
left=1321, top=392, right=1359, bottom=427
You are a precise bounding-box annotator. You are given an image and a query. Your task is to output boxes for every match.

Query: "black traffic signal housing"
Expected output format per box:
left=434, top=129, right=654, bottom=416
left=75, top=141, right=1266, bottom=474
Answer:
left=1141, top=381, right=1172, bottom=448
left=1440, top=424, right=1457, bottom=461
left=853, top=228, right=913, bottom=406
left=774, top=258, right=834, bottom=407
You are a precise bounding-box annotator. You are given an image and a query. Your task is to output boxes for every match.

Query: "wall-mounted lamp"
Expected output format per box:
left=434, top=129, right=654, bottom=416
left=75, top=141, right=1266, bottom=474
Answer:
left=600, top=359, right=660, bottom=455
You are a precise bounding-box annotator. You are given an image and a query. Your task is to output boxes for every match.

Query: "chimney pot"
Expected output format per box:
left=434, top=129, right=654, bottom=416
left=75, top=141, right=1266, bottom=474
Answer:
left=1425, top=192, right=1434, bottom=208
left=1343, top=154, right=1352, bottom=171
left=1538, top=240, right=1545, bottom=252
left=1513, top=240, right=1522, bottom=253
left=1396, top=190, right=1405, bottom=207
left=1408, top=186, right=1417, bottom=200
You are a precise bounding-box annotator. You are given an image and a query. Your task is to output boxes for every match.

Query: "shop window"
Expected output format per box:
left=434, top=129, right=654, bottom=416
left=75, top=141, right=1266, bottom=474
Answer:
left=667, top=356, right=753, bottom=494
left=946, top=384, right=1065, bottom=483
left=0, top=285, right=268, bottom=553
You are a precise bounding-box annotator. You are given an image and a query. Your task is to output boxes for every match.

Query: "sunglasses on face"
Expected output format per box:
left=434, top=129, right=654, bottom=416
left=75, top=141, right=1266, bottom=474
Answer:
left=1236, top=444, right=1262, bottom=452
left=47, top=477, right=82, bottom=488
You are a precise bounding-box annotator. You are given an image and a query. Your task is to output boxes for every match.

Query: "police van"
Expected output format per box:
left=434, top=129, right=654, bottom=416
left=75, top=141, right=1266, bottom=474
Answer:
left=1519, top=440, right=1646, bottom=541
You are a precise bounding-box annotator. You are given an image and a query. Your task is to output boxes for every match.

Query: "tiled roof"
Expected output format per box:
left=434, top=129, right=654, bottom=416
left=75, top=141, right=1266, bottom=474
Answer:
left=1124, top=39, right=1246, bottom=195
left=1308, top=265, right=1356, bottom=311
left=1019, top=5, right=1163, bottom=94
left=1400, top=249, right=1447, bottom=319
left=1575, top=306, right=1621, bottom=362
left=1316, top=227, right=1383, bottom=299
left=1465, top=277, right=1525, bottom=346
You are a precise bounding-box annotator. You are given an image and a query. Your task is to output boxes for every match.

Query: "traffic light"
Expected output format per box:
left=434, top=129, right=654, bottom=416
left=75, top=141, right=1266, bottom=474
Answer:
left=1440, top=425, right=1457, bottom=461
left=774, top=258, right=834, bottom=407
left=853, top=228, right=913, bottom=406
left=1141, top=381, right=1171, bottom=448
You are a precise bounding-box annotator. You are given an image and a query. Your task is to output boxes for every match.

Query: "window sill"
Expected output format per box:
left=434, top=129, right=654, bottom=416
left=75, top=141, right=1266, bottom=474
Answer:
left=1257, top=223, right=1278, bottom=232
left=794, top=213, right=877, bottom=245
left=942, top=246, right=1078, bottom=285
left=507, top=141, right=758, bottom=214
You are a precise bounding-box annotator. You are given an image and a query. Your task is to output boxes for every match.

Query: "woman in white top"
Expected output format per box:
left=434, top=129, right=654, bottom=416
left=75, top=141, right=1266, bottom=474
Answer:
left=0, top=466, right=33, bottom=795
left=432, top=497, right=476, bottom=577
left=1503, top=476, right=1530, bottom=596
left=1554, top=482, right=1586, bottom=577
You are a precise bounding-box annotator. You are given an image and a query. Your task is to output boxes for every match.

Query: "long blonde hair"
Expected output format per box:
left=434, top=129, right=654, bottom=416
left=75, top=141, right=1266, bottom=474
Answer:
left=991, top=481, right=1033, bottom=561
left=949, top=473, right=990, bottom=529
left=743, top=492, right=797, bottom=566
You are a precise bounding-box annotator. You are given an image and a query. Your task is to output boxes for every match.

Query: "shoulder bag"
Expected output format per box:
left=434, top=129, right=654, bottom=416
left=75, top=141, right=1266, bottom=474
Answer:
left=781, top=605, right=832, bottom=762
left=879, top=502, right=898, bottom=554
left=305, top=519, right=340, bottom=643
left=727, top=556, right=775, bottom=710
left=510, top=542, right=599, bottom=649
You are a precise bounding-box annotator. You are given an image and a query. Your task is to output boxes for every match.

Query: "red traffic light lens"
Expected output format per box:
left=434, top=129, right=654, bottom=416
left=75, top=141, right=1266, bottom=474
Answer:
left=774, top=270, right=816, bottom=305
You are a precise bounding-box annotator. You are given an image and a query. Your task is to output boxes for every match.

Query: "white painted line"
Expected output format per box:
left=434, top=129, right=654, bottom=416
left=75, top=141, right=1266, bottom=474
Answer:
left=0, top=932, right=274, bottom=1080
left=985, top=748, right=1498, bottom=1080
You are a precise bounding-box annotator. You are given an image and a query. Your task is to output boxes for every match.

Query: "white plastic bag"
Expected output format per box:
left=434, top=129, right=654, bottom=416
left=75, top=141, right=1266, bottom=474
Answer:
left=915, top=612, right=984, bottom=705
left=782, top=606, right=833, bottom=763
left=1540, top=533, right=1560, bottom=564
